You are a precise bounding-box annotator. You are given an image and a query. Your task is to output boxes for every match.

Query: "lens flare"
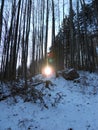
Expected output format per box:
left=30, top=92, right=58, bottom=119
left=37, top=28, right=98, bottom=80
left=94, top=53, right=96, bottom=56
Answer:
left=42, top=65, right=53, bottom=77
left=44, top=66, right=52, bottom=75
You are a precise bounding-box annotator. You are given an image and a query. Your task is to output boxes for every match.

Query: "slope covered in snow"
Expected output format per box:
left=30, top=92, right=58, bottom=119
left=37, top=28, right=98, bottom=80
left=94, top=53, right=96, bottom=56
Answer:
left=0, top=71, right=98, bottom=130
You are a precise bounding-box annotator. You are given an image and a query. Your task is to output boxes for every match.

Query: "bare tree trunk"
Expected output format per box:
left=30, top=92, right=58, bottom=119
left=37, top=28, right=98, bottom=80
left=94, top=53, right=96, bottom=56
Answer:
left=45, top=0, right=49, bottom=58
left=24, top=0, right=32, bottom=87
left=1, top=0, right=16, bottom=80
left=76, top=0, right=80, bottom=68
left=80, top=0, right=90, bottom=70
left=41, top=0, right=44, bottom=60
left=69, top=0, right=74, bottom=67
left=31, top=0, right=36, bottom=76
left=51, top=0, right=55, bottom=46
left=11, top=0, right=21, bottom=80
left=0, top=0, right=4, bottom=44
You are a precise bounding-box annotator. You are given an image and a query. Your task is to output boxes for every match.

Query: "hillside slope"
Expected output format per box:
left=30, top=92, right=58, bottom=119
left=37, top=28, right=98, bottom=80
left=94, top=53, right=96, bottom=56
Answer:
left=0, top=71, right=98, bottom=130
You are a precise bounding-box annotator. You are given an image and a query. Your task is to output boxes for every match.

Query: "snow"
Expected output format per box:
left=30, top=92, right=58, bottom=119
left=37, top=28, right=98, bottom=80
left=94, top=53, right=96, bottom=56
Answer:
left=0, top=71, right=98, bottom=130
left=96, top=47, right=98, bottom=54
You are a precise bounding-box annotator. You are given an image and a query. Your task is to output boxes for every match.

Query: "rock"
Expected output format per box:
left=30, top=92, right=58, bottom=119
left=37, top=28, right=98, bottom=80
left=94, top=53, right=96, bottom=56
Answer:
left=62, top=68, right=79, bottom=80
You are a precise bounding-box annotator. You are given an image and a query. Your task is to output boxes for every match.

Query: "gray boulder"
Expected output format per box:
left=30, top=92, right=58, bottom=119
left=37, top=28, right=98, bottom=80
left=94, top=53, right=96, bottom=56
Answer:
left=62, top=68, right=79, bottom=80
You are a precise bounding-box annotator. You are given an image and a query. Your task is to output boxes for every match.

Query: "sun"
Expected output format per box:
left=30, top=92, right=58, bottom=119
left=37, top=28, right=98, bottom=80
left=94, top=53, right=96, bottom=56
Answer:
left=42, top=65, right=54, bottom=77
left=44, top=66, right=52, bottom=76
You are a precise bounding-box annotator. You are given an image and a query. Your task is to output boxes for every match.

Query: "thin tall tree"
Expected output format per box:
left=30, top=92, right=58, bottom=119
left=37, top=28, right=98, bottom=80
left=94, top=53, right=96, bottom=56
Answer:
left=0, top=0, right=5, bottom=44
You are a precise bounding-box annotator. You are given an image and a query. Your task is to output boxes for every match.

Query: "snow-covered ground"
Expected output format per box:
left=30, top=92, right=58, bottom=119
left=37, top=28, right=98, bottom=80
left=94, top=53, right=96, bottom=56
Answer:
left=0, top=71, right=98, bottom=130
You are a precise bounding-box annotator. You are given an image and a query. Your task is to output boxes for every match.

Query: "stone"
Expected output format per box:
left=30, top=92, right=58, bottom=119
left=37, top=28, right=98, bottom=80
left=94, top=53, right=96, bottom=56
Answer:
left=62, top=68, right=79, bottom=80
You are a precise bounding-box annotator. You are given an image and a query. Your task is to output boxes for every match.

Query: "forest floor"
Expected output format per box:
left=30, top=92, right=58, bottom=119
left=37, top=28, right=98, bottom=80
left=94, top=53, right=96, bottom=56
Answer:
left=0, top=70, right=98, bottom=130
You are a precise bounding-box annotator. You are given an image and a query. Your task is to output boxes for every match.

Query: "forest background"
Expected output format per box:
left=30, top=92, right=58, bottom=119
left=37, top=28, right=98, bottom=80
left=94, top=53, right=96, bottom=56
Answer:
left=0, top=0, right=98, bottom=83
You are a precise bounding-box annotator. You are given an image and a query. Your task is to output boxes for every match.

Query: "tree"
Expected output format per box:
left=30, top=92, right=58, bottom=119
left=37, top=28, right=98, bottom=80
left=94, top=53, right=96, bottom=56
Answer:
left=1, top=0, right=16, bottom=80
left=51, top=0, right=55, bottom=46
left=45, top=0, right=49, bottom=58
left=69, top=0, right=75, bottom=67
left=0, top=0, right=4, bottom=44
